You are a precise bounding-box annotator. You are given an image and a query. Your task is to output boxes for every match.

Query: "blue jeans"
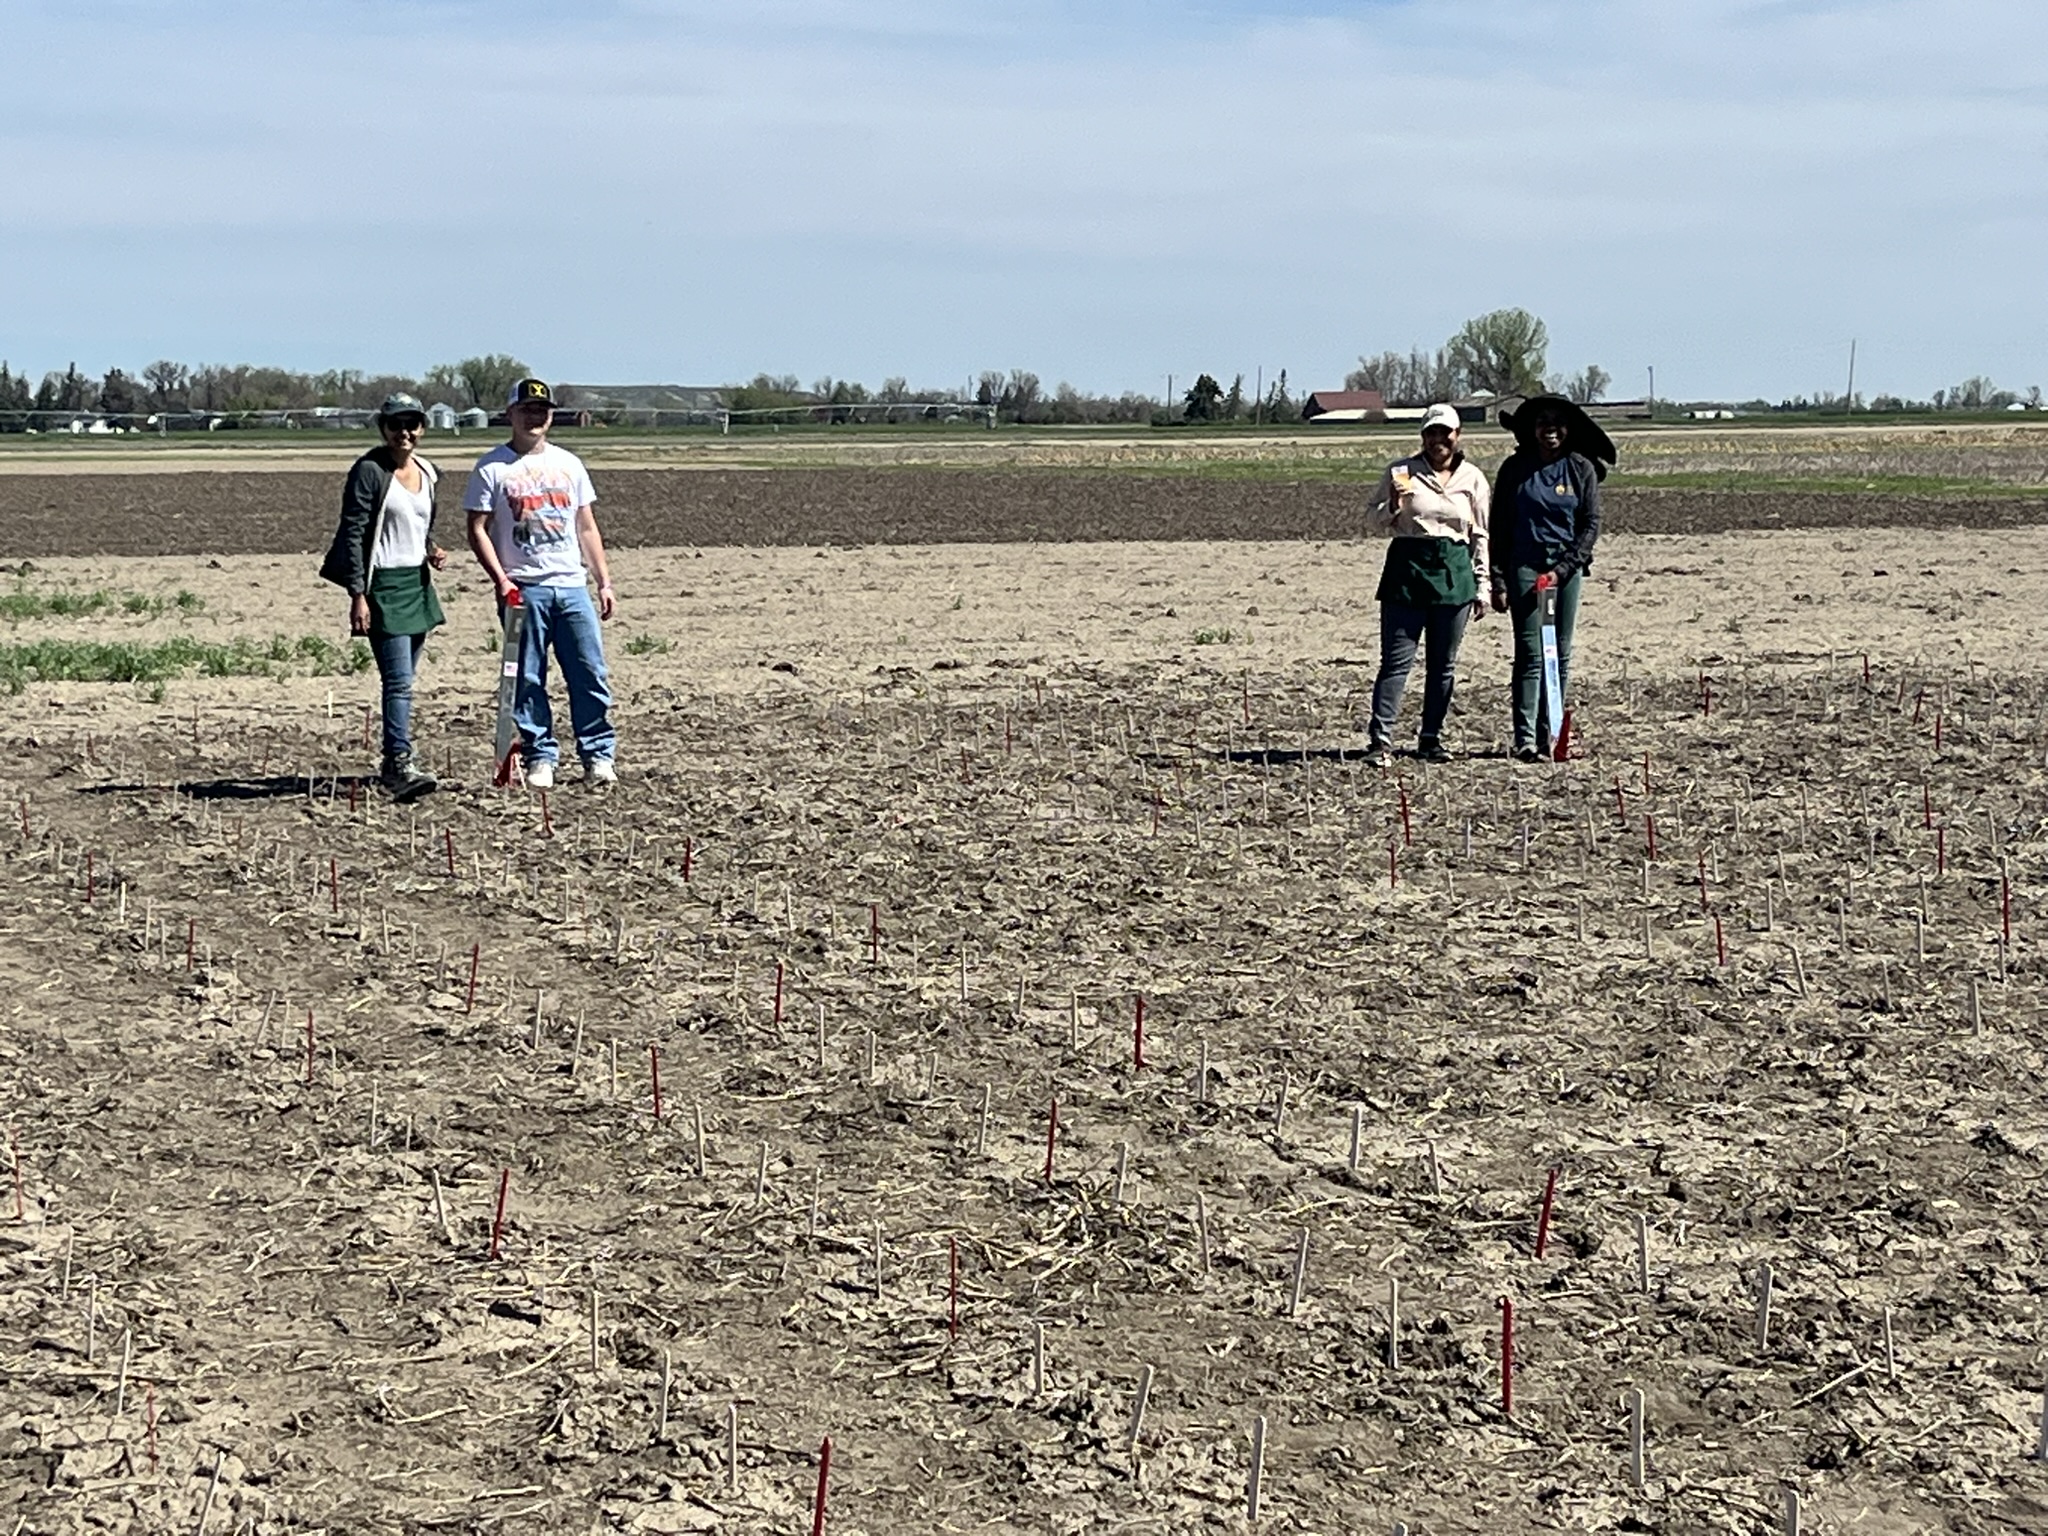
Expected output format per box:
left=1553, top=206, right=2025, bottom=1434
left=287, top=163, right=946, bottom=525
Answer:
left=511, top=583, right=615, bottom=765
left=369, top=631, right=426, bottom=760
left=1369, top=601, right=1471, bottom=748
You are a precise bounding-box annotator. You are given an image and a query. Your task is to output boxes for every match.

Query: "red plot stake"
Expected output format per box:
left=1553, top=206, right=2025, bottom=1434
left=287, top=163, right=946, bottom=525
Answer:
left=9, top=1123, right=24, bottom=1220
left=681, top=836, right=693, bottom=882
left=144, top=1383, right=158, bottom=1472
left=361, top=705, right=372, bottom=750
left=1388, top=841, right=1399, bottom=889
left=1923, top=783, right=1933, bottom=829
left=1862, top=652, right=1871, bottom=685
left=17, top=795, right=27, bottom=839
left=1151, top=789, right=1162, bottom=836
left=303, top=1010, right=315, bottom=1086
left=84, top=851, right=94, bottom=905
left=774, top=962, right=785, bottom=1028
left=464, top=942, right=481, bottom=1013
left=329, top=856, right=339, bottom=913
left=1613, top=776, right=1627, bottom=828
left=1499, top=1297, right=1516, bottom=1415
left=1698, top=849, right=1709, bottom=911
left=1645, top=815, right=1659, bottom=862
left=445, top=829, right=456, bottom=877
left=1934, top=708, right=1944, bottom=752
left=1912, top=688, right=1926, bottom=725
left=347, top=779, right=359, bottom=814
left=649, top=1044, right=663, bottom=1122
left=1132, top=996, right=1146, bottom=1071
left=1714, top=912, right=1728, bottom=966
left=1936, top=826, right=1946, bottom=876
left=811, top=1436, right=833, bottom=1536
left=489, top=1168, right=510, bottom=1259
left=1642, top=752, right=1652, bottom=796
left=868, top=903, right=879, bottom=966
left=1004, top=710, right=1013, bottom=754
left=1397, top=780, right=1413, bottom=845
left=948, top=1235, right=960, bottom=1339
left=1044, top=1097, right=1059, bottom=1182
left=185, top=918, right=195, bottom=971
left=1534, top=1166, right=1559, bottom=1259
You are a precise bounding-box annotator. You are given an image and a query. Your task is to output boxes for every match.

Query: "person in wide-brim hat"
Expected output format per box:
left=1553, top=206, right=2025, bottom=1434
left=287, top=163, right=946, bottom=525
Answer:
left=1498, top=393, right=1616, bottom=479
left=1487, top=395, right=1613, bottom=760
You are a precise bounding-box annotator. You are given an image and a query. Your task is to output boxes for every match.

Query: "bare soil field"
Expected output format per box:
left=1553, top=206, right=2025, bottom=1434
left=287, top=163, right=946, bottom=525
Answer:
left=4, top=522, right=2048, bottom=1534
left=2, top=468, right=2045, bottom=560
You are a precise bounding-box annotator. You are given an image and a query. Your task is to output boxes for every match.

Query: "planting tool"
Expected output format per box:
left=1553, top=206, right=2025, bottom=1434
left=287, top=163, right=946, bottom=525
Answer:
left=1536, top=571, right=1565, bottom=755
left=492, top=588, right=526, bottom=786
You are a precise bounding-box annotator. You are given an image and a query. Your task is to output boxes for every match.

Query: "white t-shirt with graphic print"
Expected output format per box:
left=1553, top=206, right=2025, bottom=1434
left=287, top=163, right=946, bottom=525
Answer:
left=462, top=442, right=598, bottom=587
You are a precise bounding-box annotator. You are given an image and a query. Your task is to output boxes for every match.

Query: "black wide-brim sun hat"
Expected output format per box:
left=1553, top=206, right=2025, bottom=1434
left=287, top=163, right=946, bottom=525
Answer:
left=1499, top=394, right=1617, bottom=478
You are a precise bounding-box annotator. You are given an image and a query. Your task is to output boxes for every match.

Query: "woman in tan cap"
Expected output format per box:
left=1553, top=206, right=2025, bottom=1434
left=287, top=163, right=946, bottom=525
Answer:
left=1361, top=403, right=1491, bottom=764
left=319, top=392, right=448, bottom=799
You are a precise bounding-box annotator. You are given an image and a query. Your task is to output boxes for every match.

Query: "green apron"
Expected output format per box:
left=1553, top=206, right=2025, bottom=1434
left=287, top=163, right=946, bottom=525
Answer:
left=367, top=564, right=446, bottom=638
left=1377, top=537, right=1477, bottom=607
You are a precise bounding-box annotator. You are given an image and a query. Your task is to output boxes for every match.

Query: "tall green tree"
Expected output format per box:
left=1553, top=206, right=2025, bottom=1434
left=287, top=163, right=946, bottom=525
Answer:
left=1183, top=373, right=1225, bottom=421
left=427, top=354, right=531, bottom=409
left=1447, top=309, right=1549, bottom=397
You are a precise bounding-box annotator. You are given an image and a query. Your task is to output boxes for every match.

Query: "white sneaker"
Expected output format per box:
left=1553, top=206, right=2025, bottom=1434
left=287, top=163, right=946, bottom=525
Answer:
left=524, top=759, right=556, bottom=790
left=585, top=758, right=617, bottom=789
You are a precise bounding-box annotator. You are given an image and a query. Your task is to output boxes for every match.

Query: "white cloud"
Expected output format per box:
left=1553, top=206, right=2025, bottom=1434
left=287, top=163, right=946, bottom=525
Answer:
left=1, top=0, right=2041, bottom=398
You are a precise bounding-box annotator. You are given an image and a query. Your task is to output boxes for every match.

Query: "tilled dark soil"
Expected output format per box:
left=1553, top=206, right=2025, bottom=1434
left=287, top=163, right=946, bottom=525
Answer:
left=2, top=469, right=2042, bottom=559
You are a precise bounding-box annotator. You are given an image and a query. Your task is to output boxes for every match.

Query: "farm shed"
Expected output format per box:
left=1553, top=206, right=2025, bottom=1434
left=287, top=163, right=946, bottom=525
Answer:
left=1301, top=389, right=1387, bottom=423
left=427, top=403, right=458, bottom=431
left=456, top=407, right=489, bottom=430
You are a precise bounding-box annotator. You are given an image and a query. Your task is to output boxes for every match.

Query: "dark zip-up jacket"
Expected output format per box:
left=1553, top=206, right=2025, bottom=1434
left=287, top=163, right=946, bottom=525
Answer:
left=1488, top=449, right=1601, bottom=584
left=318, top=446, right=440, bottom=595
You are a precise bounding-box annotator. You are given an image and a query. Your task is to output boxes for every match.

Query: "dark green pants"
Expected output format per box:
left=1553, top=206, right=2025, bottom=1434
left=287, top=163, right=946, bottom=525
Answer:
left=1508, top=566, right=1582, bottom=751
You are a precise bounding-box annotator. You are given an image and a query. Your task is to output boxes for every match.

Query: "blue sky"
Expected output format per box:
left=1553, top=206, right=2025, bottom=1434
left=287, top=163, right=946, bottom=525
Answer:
left=4, top=0, right=2042, bottom=401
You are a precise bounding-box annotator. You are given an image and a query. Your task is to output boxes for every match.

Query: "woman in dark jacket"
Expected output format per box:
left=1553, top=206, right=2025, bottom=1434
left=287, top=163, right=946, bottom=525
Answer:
left=319, top=392, right=447, bottom=798
left=1488, top=395, right=1613, bottom=761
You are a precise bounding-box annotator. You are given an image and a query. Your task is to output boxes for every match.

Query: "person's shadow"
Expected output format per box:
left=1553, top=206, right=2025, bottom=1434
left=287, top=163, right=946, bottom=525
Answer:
left=80, top=775, right=386, bottom=802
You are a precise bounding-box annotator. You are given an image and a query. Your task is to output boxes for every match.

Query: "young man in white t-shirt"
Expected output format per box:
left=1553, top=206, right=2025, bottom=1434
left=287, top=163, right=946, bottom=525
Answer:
left=463, top=378, right=619, bottom=789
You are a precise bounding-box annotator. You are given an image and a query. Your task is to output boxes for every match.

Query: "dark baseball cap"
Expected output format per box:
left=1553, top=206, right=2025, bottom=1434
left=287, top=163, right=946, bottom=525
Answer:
left=377, top=392, right=427, bottom=423
left=506, top=378, right=556, bottom=409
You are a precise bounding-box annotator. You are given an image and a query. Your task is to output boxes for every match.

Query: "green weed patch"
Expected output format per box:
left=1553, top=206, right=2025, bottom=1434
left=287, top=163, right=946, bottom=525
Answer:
left=0, top=634, right=369, bottom=693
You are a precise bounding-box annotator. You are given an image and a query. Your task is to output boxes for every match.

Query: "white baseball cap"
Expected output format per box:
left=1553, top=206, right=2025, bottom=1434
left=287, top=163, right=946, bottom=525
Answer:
left=1421, top=403, right=1462, bottom=433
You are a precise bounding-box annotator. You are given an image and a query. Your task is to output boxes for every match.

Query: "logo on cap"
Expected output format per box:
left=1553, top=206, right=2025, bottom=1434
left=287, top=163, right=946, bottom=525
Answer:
left=508, top=378, right=555, bottom=409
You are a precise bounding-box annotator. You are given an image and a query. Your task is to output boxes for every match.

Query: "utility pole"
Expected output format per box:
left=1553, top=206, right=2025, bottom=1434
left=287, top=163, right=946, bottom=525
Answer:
left=1647, top=365, right=1656, bottom=417
left=1845, top=340, right=1857, bottom=415
left=1254, top=365, right=1262, bottom=426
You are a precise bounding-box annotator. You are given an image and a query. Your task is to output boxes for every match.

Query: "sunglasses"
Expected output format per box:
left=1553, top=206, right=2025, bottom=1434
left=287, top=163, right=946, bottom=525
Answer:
left=383, top=417, right=425, bottom=433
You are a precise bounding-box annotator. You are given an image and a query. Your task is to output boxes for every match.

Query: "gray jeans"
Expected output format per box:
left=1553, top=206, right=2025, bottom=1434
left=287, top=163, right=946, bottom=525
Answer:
left=1369, top=601, right=1471, bottom=747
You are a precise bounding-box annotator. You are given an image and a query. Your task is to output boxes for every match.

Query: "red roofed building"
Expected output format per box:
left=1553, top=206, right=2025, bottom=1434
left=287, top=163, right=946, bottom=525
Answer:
left=1301, top=389, right=1387, bottom=423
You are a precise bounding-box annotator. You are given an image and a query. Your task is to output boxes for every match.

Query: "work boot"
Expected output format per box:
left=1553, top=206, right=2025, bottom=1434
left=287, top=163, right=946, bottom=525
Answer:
left=380, top=751, right=439, bottom=802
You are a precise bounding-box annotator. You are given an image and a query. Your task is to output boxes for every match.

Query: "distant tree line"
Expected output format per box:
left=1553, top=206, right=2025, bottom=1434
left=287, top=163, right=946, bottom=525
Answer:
left=1345, top=309, right=1610, bottom=406
left=0, top=354, right=532, bottom=424
left=1, top=342, right=2033, bottom=430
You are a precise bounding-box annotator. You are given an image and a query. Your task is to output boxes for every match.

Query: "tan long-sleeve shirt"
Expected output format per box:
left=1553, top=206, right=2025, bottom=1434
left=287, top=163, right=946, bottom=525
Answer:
left=1365, top=452, right=1491, bottom=578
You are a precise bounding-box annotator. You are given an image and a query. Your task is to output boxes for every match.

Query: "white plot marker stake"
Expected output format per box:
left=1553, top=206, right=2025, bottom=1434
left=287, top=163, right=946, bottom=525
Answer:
left=1626, top=1388, right=1646, bottom=1490
left=1287, top=1229, right=1310, bottom=1318
left=1246, top=1414, right=1268, bottom=1524
left=1127, top=1364, right=1153, bottom=1461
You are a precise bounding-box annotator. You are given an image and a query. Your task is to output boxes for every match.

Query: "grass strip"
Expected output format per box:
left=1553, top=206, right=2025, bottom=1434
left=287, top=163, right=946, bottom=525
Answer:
left=0, top=587, right=205, bottom=621
left=0, top=634, right=370, bottom=693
